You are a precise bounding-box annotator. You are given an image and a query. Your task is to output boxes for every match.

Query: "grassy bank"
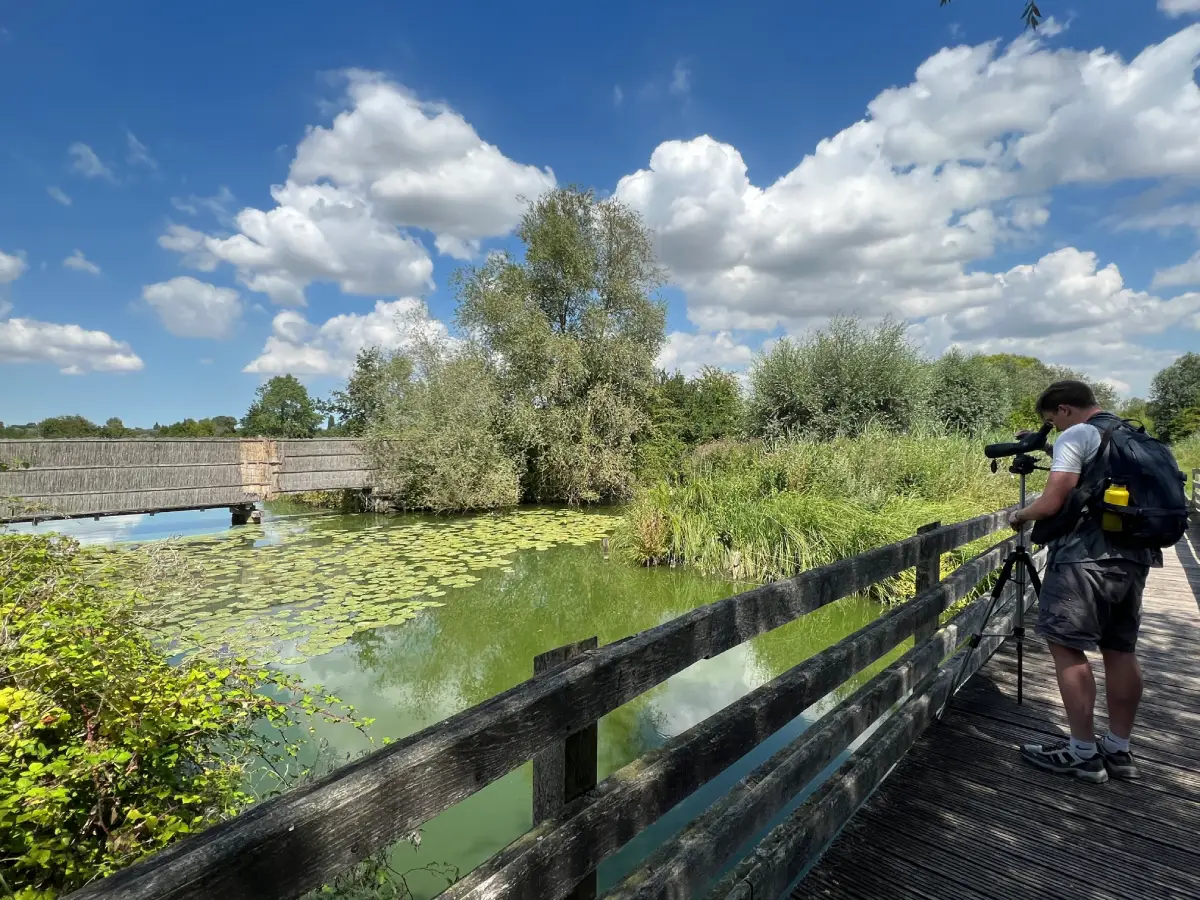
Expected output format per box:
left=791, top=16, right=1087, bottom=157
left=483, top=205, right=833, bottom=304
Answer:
left=613, top=429, right=1029, bottom=597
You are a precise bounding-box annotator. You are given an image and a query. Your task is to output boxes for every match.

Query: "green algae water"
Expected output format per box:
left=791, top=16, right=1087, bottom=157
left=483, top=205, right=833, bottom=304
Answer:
left=34, top=501, right=898, bottom=897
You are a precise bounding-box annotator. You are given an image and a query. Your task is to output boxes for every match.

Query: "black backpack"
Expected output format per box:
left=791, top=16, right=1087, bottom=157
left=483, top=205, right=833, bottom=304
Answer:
left=1078, top=412, right=1190, bottom=549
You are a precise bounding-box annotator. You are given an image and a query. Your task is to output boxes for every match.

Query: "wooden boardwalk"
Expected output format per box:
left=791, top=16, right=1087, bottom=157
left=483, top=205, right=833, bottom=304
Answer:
left=798, top=531, right=1200, bottom=900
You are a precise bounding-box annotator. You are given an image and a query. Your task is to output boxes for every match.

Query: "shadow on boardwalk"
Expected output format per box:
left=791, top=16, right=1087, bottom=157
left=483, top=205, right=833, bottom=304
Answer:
left=797, top=534, right=1200, bottom=900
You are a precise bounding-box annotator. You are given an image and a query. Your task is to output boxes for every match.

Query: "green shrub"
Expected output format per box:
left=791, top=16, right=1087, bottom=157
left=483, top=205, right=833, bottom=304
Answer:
left=746, top=316, right=931, bottom=441
left=0, top=534, right=371, bottom=897
left=366, top=345, right=521, bottom=512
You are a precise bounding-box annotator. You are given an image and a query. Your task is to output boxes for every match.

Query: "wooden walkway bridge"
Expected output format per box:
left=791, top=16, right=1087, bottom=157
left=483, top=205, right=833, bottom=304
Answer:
left=0, top=437, right=370, bottom=523
left=59, top=484, right=1200, bottom=900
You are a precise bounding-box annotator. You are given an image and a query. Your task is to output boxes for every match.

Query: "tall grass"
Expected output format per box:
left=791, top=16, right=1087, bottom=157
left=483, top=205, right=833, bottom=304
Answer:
left=613, top=428, right=1029, bottom=598
left=1172, top=434, right=1200, bottom=494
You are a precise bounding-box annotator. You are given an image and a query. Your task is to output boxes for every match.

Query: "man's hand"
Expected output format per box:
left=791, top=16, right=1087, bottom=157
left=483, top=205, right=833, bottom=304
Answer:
left=1008, top=510, right=1024, bottom=530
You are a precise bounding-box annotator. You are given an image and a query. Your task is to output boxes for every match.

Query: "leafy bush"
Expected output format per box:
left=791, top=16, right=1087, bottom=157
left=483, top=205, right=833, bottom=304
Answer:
left=929, top=349, right=1010, bottom=435
left=0, top=534, right=371, bottom=897
left=366, top=340, right=521, bottom=512
left=746, top=316, right=931, bottom=441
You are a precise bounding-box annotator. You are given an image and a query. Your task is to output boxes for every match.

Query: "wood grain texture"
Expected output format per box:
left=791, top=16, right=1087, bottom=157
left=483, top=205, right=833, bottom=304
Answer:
left=912, top=521, right=941, bottom=644
left=789, top=532, right=1200, bottom=900
left=533, top=639, right=599, bottom=900
left=64, top=507, right=1018, bottom=900
left=710, top=581, right=1033, bottom=900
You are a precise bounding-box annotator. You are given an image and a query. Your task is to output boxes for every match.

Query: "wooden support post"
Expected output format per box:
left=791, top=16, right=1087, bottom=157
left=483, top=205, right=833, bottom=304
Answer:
left=533, top=637, right=599, bottom=900
left=913, top=521, right=941, bottom=644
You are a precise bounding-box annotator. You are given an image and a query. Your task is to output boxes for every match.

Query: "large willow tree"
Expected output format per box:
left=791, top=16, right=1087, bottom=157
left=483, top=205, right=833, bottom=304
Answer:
left=453, top=185, right=667, bottom=504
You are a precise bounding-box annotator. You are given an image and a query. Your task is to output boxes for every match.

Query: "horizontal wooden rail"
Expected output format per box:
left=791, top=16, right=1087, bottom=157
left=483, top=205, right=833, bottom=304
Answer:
left=443, top=533, right=1020, bottom=900
left=708, top=568, right=1040, bottom=900
left=603, top=537, right=1038, bottom=900
left=65, top=504, right=1022, bottom=900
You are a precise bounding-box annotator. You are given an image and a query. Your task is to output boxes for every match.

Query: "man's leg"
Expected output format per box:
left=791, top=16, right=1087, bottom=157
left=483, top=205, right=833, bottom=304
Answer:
left=1048, top=641, right=1096, bottom=741
left=1095, top=561, right=1147, bottom=779
left=1020, top=563, right=1108, bottom=782
left=1101, top=648, right=1143, bottom=739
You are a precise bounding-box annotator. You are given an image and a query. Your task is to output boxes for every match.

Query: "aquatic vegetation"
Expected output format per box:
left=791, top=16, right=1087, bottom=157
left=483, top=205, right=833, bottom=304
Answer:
left=81, top=509, right=621, bottom=665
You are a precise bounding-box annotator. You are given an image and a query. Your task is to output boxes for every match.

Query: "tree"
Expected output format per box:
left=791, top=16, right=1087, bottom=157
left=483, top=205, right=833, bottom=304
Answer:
left=685, top=367, right=745, bottom=445
left=210, top=416, right=238, bottom=437
left=747, top=317, right=930, bottom=441
left=1150, top=353, right=1200, bottom=442
left=452, top=185, right=667, bottom=504
left=240, top=375, right=322, bottom=438
left=929, top=349, right=1009, bottom=435
left=324, top=347, right=411, bottom=436
left=367, top=341, right=521, bottom=511
left=38, top=416, right=100, bottom=438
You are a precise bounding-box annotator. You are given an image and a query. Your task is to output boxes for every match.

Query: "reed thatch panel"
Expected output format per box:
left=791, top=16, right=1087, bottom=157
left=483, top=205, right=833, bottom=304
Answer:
left=0, top=464, right=245, bottom=496
left=276, top=470, right=372, bottom=492
left=0, top=439, right=243, bottom=469
left=278, top=453, right=368, bottom=474
left=277, top=439, right=365, bottom=458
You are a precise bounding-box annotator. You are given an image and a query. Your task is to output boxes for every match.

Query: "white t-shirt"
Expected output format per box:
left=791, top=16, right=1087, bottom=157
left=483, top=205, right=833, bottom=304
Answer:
left=1050, top=423, right=1102, bottom=475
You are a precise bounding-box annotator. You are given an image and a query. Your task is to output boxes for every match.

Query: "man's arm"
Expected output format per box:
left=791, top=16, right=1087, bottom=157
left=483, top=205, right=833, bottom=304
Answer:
left=1010, top=470, right=1079, bottom=526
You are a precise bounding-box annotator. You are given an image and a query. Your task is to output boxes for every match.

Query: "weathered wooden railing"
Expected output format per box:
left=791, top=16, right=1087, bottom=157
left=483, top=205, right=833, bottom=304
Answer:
left=67, top=503, right=1042, bottom=900
left=1191, top=468, right=1200, bottom=510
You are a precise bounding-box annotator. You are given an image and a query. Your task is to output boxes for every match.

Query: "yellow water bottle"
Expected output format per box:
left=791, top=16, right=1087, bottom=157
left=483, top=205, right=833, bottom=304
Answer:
left=1103, top=483, right=1129, bottom=531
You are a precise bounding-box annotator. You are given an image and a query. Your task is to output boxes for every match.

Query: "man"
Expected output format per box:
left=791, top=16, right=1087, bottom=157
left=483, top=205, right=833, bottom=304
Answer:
left=1006, top=379, right=1162, bottom=783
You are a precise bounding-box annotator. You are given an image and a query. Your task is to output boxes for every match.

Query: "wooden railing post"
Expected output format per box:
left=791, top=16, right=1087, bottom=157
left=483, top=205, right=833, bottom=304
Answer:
left=913, top=521, right=942, bottom=643
left=533, top=637, right=600, bottom=900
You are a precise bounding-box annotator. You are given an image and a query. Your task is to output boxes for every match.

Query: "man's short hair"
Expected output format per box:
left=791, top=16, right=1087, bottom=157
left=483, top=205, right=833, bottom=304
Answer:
left=1036, top=379, right=1097, bottom=413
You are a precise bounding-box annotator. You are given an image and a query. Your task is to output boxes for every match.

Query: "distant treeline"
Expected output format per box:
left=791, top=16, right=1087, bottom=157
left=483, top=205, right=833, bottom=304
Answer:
left=0, top=415, right=241, bottom=439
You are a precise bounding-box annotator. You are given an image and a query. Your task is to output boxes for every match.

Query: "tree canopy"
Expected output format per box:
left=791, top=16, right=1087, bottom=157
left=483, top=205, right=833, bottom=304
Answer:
left=240, top=375, right=322, bottom=438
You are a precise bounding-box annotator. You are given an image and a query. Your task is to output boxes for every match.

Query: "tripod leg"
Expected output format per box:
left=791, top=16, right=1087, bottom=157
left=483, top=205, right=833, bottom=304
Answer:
left=1012, top=549, right=1043, bottom=707
left=939, top=554, right=1018, bottom=721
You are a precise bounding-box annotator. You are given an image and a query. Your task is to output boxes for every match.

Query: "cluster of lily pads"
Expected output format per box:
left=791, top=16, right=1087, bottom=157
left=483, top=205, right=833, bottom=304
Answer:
left=81, top=509, right=621, bottom=665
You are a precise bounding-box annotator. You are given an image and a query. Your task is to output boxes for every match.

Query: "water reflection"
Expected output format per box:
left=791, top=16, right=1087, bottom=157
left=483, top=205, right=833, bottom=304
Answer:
left=14, top=501, right=893, bottom=897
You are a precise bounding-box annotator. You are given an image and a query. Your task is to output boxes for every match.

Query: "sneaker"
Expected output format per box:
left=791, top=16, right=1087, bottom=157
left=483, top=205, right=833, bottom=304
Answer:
left=1019, top=739, right=1109, bottom=783
left=1097, top=739, right=1140, bottom=780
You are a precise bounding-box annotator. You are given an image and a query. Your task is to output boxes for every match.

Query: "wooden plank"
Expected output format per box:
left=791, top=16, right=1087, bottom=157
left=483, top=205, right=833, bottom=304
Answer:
left=603, top=572, right=1024, bottom=900
left=876, top=773, right=1200, bottom=895
left=710, top=594, right=1030, bottom=900
left=913, top=521, right=941, bottom=644
left=66, top=506, right=1020, bottom=900
left=440, top=536, right=1021, bottom=900
left=532, top=639, right=598, bottom=900
left=802, top=785, right=1178, bottom=900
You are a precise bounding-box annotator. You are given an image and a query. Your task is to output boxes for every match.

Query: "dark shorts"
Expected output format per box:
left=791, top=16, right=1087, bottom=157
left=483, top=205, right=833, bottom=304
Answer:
left=1037, top=560, right=1148, bottom=653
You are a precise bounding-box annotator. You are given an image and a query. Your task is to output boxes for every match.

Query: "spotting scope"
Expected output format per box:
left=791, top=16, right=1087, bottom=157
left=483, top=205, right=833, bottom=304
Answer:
left=984, top=422, right=1052, bottom=459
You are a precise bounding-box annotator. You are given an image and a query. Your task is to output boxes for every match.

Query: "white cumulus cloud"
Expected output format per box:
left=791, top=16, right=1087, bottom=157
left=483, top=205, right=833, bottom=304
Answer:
left=1160, top=0, right=1200, bottom=17
left=161, top=70, right=555, bottom=306
left=0, top=250, right=27, bottom=283
left=0, top=319, right=143, bottom=374
left=1152, top=250, right=1200, bottom=288
left=63, top=249, right=101, bottom=275
left=68, top=142, right=115, bottom=181
left=244, top=298, right=449, bottom=376
left=656, top=330, right=756, bottom=378
left=615, top=25, right=1200, bottom=336
left=142, top=276, right=243, bottom=339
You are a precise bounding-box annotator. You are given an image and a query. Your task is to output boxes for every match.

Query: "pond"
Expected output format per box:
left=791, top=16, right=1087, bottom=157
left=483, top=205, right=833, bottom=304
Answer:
left=29, top=501, right=901, bottom=898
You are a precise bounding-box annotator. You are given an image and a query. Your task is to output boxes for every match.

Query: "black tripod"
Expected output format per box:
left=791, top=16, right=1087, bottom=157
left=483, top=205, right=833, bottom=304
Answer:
left=948, top=451, right=1047, bottom=708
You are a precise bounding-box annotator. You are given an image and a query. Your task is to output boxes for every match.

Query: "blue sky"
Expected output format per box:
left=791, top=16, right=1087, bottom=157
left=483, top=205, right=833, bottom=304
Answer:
left=3, top=0, right=1200, bottom=427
